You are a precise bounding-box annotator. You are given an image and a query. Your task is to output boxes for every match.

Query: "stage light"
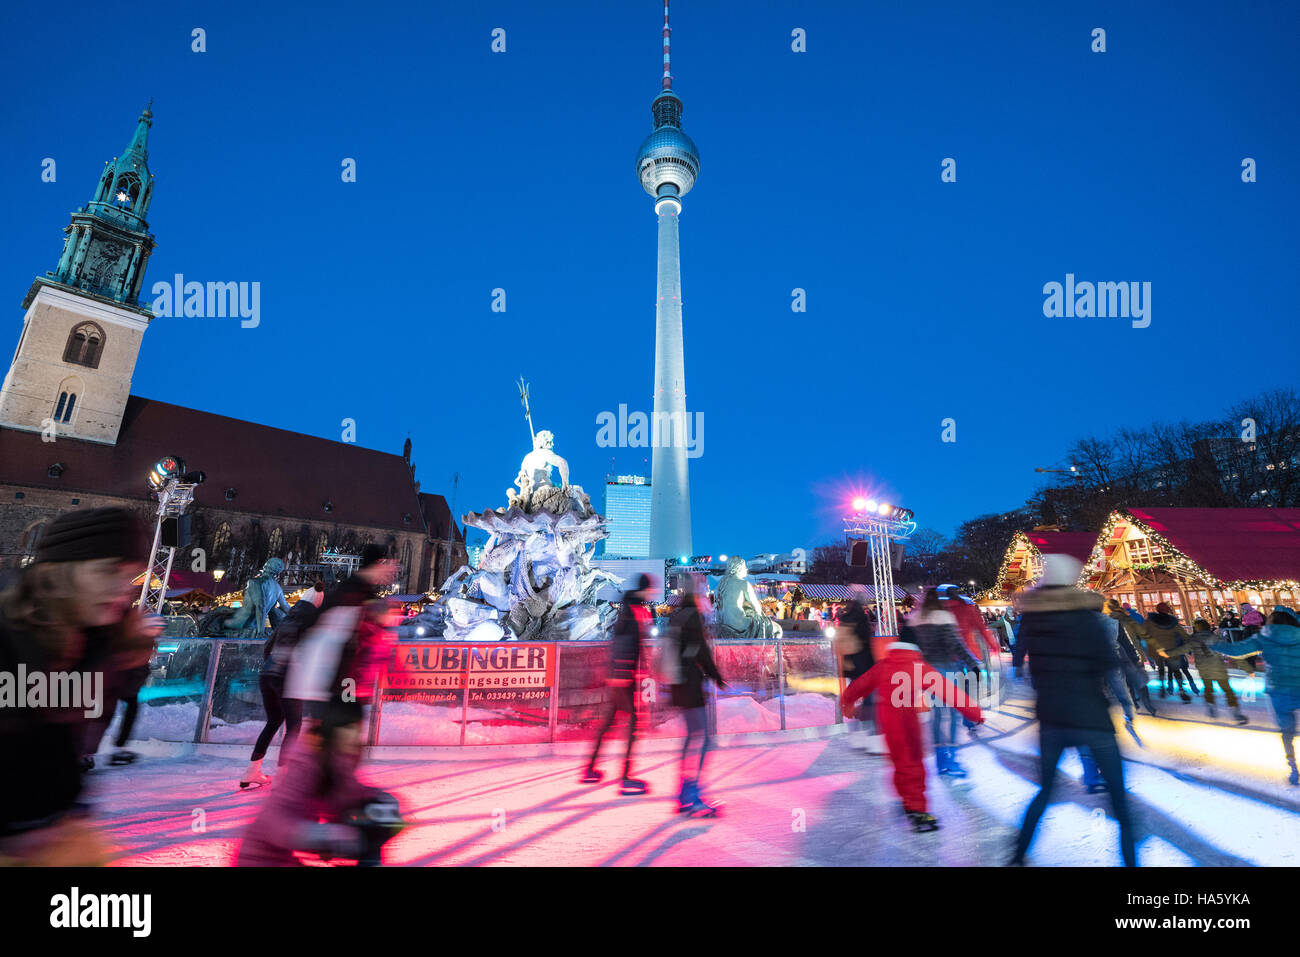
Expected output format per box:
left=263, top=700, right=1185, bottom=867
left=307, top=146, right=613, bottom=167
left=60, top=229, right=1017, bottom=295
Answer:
left=878, top=502, right=891, bottom=515
left=651, top=626, right=660, bottom=637
left=680, top=554, right=689, bottom=565
left=852, top=497, right=867, bottom=512
left=865, top=499, right=878, bottom=511
left=148, top=455, right=185, bottom=491
left=416, top=626, right=426, bottom=636
left=719, top=554, right=728, bottom=562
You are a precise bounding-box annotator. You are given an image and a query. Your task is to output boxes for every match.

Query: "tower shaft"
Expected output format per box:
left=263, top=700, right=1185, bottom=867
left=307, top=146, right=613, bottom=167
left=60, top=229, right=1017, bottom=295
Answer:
left=649, top=203, right=691, bottom=559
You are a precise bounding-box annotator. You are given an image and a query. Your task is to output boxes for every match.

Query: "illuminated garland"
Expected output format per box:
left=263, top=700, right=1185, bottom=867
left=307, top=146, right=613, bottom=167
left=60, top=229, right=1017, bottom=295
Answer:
left=1080, top=510, right=1300, bottom=594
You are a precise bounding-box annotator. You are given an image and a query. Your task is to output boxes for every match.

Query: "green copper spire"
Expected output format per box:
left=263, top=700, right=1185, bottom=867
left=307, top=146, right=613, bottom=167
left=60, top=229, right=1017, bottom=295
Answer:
left=44, top=104, right=158, bottom=313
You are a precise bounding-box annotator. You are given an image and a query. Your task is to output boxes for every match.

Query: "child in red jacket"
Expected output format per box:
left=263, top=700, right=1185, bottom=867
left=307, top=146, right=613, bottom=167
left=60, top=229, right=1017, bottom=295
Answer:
left=842, top=639, right=983, bottom=832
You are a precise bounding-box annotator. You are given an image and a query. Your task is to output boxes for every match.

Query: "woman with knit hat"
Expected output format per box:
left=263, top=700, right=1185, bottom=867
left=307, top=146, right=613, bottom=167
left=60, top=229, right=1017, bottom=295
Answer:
left=1140, top=602, right=1198, bottom=702
left=0, top=507, right=150, bottom=865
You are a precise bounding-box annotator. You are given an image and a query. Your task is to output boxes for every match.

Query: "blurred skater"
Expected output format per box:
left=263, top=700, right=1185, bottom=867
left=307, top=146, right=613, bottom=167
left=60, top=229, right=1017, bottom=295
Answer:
left=0, top=507, right=148, bottom=866
left=1210, top=606, right=1300, bottom=785
left=236, top=698, right=403, bottom=866
left=1159, top=618, right=1248, bottom=724
left=84, top=611, right=162, bottom=768
left=1103, top=599, right=1156, bottom=719
left=667, top=575, right=726, bottom=815
left=285, top=546, right=395, bottom=729
left=910, top=589, right=981, bottom=777
left=841, top=634, right=983, bottom=832
left=1010, top=554, right=1136, bottom=867
left=241, top=580, right=325, bottom=789
left=1141, top=603, right=1198, bottom=701
left=582, top=574, right=653, bottom=794
left=836, top=594, right=881, bottom=751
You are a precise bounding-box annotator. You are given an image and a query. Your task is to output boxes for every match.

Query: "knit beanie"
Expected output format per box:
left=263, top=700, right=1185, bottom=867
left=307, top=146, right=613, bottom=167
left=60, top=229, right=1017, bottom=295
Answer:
left=34, top=507, right=146, bottom=564
left=1156, top=601, right=1173, bottom=615
left=1039, top=553, right=1082, bottom=587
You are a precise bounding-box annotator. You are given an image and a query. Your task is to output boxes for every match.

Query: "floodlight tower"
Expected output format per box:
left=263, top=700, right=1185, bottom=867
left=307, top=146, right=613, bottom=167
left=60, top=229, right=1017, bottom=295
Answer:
left=844, top=499, right=917, bottom=636
left=139, top=455, right=204, bottom=613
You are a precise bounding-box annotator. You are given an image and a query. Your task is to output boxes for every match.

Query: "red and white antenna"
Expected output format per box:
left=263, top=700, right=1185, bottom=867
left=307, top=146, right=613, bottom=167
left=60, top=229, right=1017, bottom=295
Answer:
left=662, top=0, right=673, bottom=91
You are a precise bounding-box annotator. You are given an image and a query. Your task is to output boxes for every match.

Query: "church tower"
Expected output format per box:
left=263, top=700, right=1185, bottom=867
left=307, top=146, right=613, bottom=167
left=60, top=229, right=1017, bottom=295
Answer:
left=0, top=104, right=158, bottom=445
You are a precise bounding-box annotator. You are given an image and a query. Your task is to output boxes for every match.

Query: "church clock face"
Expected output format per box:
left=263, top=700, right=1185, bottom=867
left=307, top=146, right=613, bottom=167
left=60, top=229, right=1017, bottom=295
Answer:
left=83, top=238, right=129, bottom=292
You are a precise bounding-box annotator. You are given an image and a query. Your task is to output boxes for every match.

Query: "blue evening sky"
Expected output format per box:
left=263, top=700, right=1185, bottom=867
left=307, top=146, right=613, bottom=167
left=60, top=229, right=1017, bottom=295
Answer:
left=2, top=0, right=1297, bottom=557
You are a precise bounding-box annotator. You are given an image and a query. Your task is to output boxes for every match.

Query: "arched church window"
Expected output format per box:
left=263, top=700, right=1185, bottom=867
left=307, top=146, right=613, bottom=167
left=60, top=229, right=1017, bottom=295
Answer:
left=268, top=528, right=283, bottom=558
left=54, top=392, right=67, bottom=421
left=62, top=394, right=76, bottom=424
left=112, top=172, right=141, bottom=209
left=213, top=523, right=231, bottom=562
left=62, top=322, right=105, bottom=368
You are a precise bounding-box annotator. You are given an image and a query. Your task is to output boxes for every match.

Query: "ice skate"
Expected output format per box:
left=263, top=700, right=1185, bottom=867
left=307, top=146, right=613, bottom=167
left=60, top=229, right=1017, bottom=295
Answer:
left=1289, top=762, right=1299, bottom=787
left=906, top=811, right=940, bottom=832
left=682, top=798, right=721, bottom=817
left=618, top=777, right=649, bottom=795
left=1123, top=717, right=1143, bottom=748
left=945, top=751, right=969, bottom=778
left=108, top=749, right=138, bottom=766
left=1233, top=709, right=1248, bottom=726
left=579, top=769, right=604, bottom=785
left=676, top=779, right=698, bottom=813
left=1180, top=691, right=1192, bottom=703
left=1085, top=781, right=1109, bottom=794
left=239, top=759, right=272, bottom=790
left=79, top=755, right=94, bottom=772
left=1206, top=702, right=1217, bottom=719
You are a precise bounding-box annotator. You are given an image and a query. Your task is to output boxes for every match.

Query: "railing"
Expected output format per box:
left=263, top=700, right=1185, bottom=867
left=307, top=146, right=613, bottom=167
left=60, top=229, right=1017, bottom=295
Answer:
left=126, top=634, right=1008, bottom=748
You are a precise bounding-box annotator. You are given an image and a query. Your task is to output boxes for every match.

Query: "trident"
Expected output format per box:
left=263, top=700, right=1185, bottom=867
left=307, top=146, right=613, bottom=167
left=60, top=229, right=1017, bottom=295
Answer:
left=517, top=376, right=535, bottom=444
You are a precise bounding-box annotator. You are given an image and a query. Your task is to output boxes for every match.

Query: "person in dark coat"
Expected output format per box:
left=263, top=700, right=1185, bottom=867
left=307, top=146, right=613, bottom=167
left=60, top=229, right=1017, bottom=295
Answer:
left=582, top=574, right=654, bottom=794
left=836, top=596, right=878, bottom=745
left=0, top=507, right=150, bottom=865
left=668, top=576, right=726, bottom=813
left=1141, top=603, right=1199, bottom=701
left=241, top=581, right=325, bottom=789
left=1103, top=598, right=1156, bottom=717
left=1011, top=554, right=1137, bottom=867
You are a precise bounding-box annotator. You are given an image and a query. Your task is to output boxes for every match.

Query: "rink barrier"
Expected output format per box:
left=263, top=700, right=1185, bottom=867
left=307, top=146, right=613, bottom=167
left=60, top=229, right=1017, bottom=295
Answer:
left=132, top=634, right=1006, bottom=748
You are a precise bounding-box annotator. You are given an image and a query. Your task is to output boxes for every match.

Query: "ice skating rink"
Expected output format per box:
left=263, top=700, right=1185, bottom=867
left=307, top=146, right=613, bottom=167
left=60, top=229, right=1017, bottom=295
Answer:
left=82, top=673, right=1300, bottom=866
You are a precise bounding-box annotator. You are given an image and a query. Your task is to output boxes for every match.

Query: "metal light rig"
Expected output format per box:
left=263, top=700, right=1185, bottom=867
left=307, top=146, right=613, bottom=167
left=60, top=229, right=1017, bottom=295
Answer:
left=138, top=455, right=203, bottom=613
left=844, top=500, right=917, bottom=637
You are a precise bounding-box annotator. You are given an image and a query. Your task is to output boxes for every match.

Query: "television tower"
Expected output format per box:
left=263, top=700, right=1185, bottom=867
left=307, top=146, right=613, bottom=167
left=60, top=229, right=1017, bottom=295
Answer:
left=636, top=0, right=699, bottom=560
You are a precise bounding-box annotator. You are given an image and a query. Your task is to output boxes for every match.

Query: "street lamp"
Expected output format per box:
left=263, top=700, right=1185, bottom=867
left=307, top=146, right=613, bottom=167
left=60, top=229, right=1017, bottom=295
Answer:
left=212, top=567, right=226, bottom=584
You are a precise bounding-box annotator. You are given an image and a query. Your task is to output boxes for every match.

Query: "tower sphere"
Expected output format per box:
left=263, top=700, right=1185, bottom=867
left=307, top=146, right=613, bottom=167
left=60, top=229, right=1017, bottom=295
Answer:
left=636, top=93, right=700, bottom=199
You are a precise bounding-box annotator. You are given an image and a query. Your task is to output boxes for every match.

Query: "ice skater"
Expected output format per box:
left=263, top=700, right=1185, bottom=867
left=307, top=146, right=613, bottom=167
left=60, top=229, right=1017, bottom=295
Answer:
left=1141, top=602, right=1199, bottom=701
left=836, top=594, right=881, bottom=751
left=241, top=580, right=325, bottom=789
left=1010, top=554, right=1136, bottom=867
left=1209, top=606, right=1300, bottom=785
left=236, top=699, right=404, bottom=866
left=841, top=633, right=983, bottom=832
left=909, top=589, right=982, bottom=777
left=1158, top=618, right=1248, bottom=724
left=582, top=574, right=654, bottom=794
left=666, top=575, right=726, bottom=815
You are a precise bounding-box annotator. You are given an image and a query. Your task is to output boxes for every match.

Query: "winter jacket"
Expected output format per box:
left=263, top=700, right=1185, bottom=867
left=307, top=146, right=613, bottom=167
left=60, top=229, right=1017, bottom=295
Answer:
left=946, top=597, right=1001, bottom=658
left=668, top=603, right=724, bottom=709
left=264, top=597, right=322, bottom=677
left=1104, top=607, right=1147, bottom=668
left=287, top=575, right=390, bottom=706
left=1139, top=612, right=1190, bottom=656
left=608, top=600, right=649, bottom=684
left=1014, top=584, right=1121, bottom=732
left=903, top=608, right=978, bottom=672
left=842, top=642, right=982, bottom=723
left=236, top=736, right=384, bottom=866
left=1210, top=623, right=1300, bottom=695
left=1166, top=628, right=1231, bottom=682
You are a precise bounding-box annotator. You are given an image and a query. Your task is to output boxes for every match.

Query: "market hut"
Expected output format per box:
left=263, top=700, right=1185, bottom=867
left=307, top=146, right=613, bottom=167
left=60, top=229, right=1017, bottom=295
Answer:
left=982, top=529, right=1098, bottom=606
left=1081, top=507, right=1300, bottom=620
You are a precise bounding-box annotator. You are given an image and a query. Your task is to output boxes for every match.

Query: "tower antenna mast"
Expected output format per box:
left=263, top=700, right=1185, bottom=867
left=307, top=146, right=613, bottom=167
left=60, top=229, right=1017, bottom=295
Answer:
left=662, top=0, right=673, bottom=91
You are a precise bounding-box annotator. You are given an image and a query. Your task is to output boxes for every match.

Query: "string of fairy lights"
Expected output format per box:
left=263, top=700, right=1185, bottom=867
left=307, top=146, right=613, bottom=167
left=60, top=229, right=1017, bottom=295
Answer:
left=979, top=511, right=1300, bottom=603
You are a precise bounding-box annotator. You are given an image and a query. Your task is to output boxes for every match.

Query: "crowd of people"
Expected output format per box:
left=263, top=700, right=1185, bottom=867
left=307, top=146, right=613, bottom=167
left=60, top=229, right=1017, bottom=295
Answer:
left=4, top=505, right=1298, bottom=867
